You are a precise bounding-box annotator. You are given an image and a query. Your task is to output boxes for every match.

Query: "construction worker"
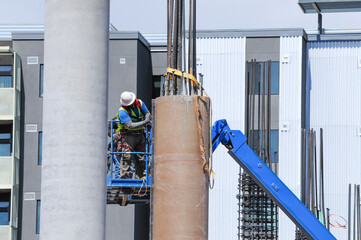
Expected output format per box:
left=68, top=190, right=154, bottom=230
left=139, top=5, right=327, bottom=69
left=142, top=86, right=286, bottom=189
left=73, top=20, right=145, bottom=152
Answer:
left=114, top=91, right=151, bottom=179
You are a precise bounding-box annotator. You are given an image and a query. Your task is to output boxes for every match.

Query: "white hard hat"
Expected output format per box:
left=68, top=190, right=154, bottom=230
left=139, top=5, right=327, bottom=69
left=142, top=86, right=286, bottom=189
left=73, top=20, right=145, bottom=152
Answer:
left=120, top=91, right=136, bottom=106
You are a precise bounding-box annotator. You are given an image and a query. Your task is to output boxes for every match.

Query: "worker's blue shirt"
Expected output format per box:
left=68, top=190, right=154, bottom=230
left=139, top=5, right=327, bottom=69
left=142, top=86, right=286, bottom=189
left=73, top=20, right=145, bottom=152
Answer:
left=118, top=102, right=149, bottom=124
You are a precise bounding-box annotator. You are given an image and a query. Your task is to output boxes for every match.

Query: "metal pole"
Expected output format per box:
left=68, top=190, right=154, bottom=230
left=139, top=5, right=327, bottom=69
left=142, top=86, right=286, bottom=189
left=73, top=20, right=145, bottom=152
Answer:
left=266, top=61, right=271, bottom=166
left=301, top=129, right=306, bottom=204
left=182, top=0, right=186, bottom=72
left=356, top=185, right=361, bottom=239
left=262, top=62, right=266, bottom=164
left=320, top=128, right=326, bottom=224
left=199, top=73, right=203, bottom=96
left=312, top=131, right=319, bottom=219
left=167, top=0, right=171, bottom=67
left=188, top=0, right=192, bottom=74
left=354, top=184, right=357, bottom=240
left=257, top=63, right=261, bottom=156
left=349, top=183, right=352, bottom=240
left=250, top=60, right=256, bottom=149
left=172, top=0, right=179, bottom=69
left=192, top=0, right=197, bottom=77
left=327, top=208, right=330, bottom=230
left=307, top=129, right=313, bottom=212
left=177, top=0, right=182, bottom=71
left=245, top=61, right=249, bottom=139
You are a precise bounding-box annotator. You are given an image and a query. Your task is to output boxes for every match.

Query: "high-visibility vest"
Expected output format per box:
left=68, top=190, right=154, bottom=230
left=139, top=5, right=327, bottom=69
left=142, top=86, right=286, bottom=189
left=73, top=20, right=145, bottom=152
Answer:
left=116, top=99, right=145, bottom=132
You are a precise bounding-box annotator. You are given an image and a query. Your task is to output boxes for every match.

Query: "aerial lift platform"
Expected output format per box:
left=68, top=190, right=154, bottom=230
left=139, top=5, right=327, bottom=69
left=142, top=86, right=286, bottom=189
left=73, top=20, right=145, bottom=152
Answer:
left=106, top=121, right=152, bottom=205
left=106, top=118, right=336, bottom=239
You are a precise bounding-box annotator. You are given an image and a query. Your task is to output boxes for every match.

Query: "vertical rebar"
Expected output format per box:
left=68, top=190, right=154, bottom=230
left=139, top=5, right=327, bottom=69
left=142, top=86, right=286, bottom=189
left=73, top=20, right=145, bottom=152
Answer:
left=313, top=131, right=319, bottom=217
left=349, top=183, right=352, bottom=240
left=250, top=60, right=256, bottom=149
left=301, top=129, right=306, bottom=204
left=192, top=0, right=197, bottom=77
left=172, top=0, right=179, bottom=69
left=267, top=61, right=271, bottom=167
left=182, top=0, right=186, bottom=72
left=356, top=185, right=361, bottom=239
left=188, top=0, right=192, bottom=74
left=354, top=184, right=357, bottom=240
left=177, top=0, right=182, bottom=71
left=245, top=61, right=249, bottom=140
left=262, top=62, right=266, bottom=165
left=167, top=0, right=172, bottom=67
left=307, top=129, right=314, bottom=212
left=319, top=128, right=325, bottom=224
left=327, top=208, right=330, bottom=230
left=257, top=63, right=261, bottom=156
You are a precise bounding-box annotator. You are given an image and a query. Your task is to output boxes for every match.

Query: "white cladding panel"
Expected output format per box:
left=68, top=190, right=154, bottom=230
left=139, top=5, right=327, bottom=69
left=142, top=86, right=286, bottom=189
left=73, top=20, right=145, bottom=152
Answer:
left=308, top=41, right=361, bottom=240
left=196, top=37, right=246, bottom=240
left=278, top=36, right=303, bottom=240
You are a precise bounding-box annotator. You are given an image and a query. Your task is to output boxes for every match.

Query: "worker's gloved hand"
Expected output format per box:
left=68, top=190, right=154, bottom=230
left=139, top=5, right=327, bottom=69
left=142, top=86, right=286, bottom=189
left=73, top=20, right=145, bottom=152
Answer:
left=146, top=121, right=152, bottom=128
left=145, top=117, right=152, bottom=128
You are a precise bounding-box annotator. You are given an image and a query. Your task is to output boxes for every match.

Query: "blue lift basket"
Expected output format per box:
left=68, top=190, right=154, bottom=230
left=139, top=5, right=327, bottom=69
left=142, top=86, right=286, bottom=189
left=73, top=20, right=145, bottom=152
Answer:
left=106, top=119, right=152, bottom=205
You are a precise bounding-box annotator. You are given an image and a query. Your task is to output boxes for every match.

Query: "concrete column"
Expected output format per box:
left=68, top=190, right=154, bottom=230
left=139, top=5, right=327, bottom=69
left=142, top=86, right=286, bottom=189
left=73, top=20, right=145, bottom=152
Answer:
left=41, top=1, right=109, bottom=239
left=153, top=96, right=210, bottom=239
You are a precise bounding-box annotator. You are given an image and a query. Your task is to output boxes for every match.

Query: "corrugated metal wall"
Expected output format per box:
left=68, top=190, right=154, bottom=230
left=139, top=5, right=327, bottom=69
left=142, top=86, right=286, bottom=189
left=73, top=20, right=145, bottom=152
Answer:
left=278, top=36, right=303, bottom=240
left=196, top=37, right=246, bottom=240
left=307, top=41, right=361, bottom=240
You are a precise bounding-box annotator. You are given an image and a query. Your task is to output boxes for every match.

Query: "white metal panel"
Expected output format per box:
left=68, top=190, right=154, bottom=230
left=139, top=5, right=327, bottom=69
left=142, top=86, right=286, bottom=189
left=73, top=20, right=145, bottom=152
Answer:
left=0, top=226, right=10, bottom=240
left=196, top=37, right=246, bottom=240
left=0, top=89, right=14, bottom=117
left=0, top=157, right=12, bottom=185
left=308, top=40, right=361, bottom=240
left=278, top=36, right=303, bottom=240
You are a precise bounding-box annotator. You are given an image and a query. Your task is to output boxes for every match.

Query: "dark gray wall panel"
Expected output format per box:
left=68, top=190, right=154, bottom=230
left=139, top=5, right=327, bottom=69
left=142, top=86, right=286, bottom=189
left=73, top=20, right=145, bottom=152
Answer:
left=246, top=37, right=280, bottom=61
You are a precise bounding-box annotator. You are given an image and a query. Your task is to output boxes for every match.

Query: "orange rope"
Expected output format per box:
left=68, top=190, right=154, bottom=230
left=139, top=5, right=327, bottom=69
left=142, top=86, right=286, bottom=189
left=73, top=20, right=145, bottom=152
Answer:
left=329, top=214, right=347, bottom=229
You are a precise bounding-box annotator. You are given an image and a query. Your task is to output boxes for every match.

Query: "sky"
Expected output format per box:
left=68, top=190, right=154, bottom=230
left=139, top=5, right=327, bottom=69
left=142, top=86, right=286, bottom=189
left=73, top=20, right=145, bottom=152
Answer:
left=2, top=0, right=361, bottom=33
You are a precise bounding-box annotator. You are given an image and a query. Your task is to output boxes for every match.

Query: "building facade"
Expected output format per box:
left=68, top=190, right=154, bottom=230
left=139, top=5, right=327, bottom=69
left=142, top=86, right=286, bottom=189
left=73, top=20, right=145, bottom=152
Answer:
left=0, top=25, right=360, bottom=240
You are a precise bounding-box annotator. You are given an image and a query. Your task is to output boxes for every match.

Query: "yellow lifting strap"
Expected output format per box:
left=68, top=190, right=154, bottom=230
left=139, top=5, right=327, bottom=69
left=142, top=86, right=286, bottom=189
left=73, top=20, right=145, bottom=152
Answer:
left=166, top=67, right=200, bottom=88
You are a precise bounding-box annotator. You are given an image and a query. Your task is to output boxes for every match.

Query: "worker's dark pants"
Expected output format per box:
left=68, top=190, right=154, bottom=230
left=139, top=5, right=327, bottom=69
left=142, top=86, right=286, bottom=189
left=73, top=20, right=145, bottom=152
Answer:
left=116, top=132, right=146, bottom=179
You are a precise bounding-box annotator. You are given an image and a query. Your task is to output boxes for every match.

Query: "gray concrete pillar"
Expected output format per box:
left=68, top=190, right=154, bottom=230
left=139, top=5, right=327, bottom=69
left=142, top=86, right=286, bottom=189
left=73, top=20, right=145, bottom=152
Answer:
left=41, top=1, right=109, bottom=239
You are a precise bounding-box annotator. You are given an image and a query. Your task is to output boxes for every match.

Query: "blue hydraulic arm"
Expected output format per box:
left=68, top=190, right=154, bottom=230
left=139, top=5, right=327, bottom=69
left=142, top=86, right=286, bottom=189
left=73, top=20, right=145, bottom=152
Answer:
left=212, top=119, right=336, bottom=240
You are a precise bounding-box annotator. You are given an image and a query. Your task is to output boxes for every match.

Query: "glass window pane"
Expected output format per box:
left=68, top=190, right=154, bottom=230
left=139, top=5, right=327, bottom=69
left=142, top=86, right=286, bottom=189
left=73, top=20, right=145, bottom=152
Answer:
left=36, top=200, right=41, bottom=234
left=247, top=61, right=279, bottom=95
left=270, top=130, right=279, bottom=163
left=0, top=193, right=10, bottom=225
left=0, top=66, right=12, bottom=72
left=0, top=125, right=12, bottom=156
left=249, top=129, right=278, bottom=163
left=0, top=133, right=11, bottom=140
left=40, top=65, right=44, bottom=97
left=270, top=62, right=279, bottom=95
left=0, top=76, right=12, bottom=88
left=38, top=132, right=42, bottom=165
left=0, top=144, right=11, bottom=156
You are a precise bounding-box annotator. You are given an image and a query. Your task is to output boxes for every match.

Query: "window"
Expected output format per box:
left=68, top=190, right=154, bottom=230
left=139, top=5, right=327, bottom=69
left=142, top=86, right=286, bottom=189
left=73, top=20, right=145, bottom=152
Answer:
left=36, top=200, right=41, bottom=234
left=247, top=61, right=279, bottom=95
left=39, top=64, right=44, bottom=97
left=0, top=124, right=12, bottom=156
left=38, top=132, right=42, bottom=165
left=0, top=65, right=12, bottom=88
left=152, top=75, right=161, bottom=99
left=250, top=129, right=279, bottom=163
left=270, top=130, right=279, bottom=163
left=0, top=192, right=10, bottom=225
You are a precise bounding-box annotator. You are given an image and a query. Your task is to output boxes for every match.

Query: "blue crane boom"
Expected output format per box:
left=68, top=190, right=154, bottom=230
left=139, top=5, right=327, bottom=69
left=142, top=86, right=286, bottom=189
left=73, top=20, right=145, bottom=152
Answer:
left=212, top=119, right=336, bottom=240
